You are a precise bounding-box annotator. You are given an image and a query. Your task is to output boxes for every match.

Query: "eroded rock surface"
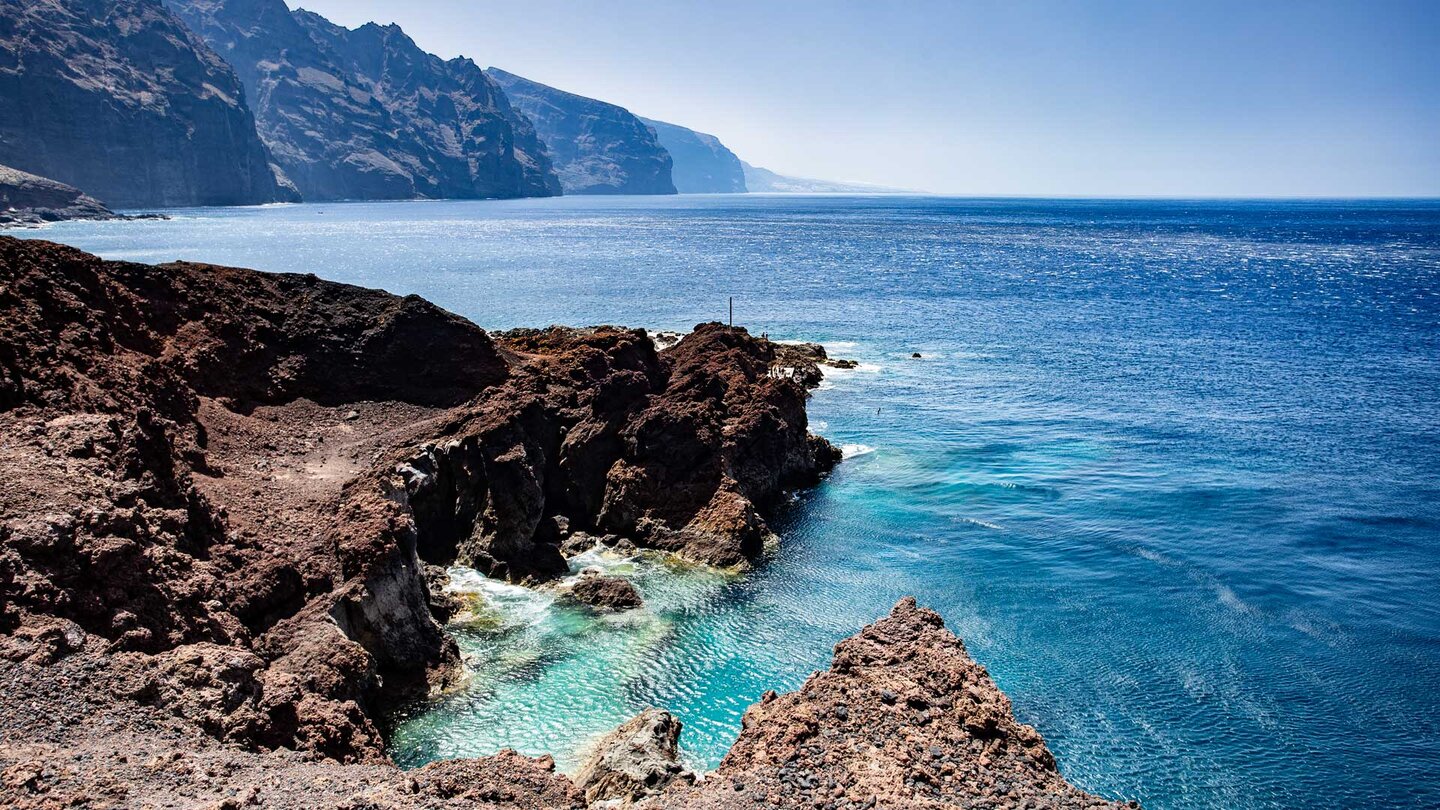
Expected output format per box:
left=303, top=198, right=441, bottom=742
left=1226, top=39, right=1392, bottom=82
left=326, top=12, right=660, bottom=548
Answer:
left=574, top=708, right=694, bottom=804
left=0, top=237, right=1128, bottom=809
left=488, top=69, right=676, bottom=196
left=656, top=598, right=1134, bottom=810
left=639, top=118, right=747, bottom=194
left=166, top=0, right=561, bottom=201
left=0, top=165, right=117, bottom=227
left=568, top=574, right=643, bottom=611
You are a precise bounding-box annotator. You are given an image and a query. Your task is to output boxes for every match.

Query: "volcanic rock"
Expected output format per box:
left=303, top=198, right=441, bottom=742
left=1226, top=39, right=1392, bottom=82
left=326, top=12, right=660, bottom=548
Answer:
left=568, top=574, right=643, bottom=611
left=0, top=165, right=117, bottom=227
left=574, top=708, right=695, bottom=803
left=0, top=236, right=1128, bottom=809
left=0, top=0, right=290, bottom=208
left=654, top=598, right=1135, bottom=809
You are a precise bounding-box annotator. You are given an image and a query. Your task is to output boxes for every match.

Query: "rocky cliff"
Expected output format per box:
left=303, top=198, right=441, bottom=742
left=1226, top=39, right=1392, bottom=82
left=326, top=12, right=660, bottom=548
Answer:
left=0, top=164, right=116, bottom=227
left=640, top=117, right=747, bottom=193
left=0, top=237, right=1129, bottom=809
left=165, top=0, right=561, bottom=201
left=0, top=235, right=830, bottom=764
left=488, top=69, right=676, bottom=195
left=0, top=0, right=290, bottom=208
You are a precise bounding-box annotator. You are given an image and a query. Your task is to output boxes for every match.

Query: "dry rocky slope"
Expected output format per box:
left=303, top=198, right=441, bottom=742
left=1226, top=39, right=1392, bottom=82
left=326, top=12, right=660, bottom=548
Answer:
left=0, top=0, right=291, bottom=208
left=0, top=237, right=1129, bottom=808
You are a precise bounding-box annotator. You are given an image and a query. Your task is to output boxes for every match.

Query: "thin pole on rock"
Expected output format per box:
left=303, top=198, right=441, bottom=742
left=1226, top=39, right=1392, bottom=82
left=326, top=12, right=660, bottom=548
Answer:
left=729, top=297, right=733, bottom=327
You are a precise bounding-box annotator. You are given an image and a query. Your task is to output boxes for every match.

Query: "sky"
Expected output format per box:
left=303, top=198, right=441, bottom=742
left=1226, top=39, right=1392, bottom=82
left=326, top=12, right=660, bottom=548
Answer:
left=288, top=0, right=1440, bottom=197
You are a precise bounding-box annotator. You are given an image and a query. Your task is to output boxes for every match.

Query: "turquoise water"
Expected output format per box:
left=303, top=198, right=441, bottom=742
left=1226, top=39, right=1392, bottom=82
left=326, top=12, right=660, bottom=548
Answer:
left=20, top=196, right=1440, bottom=808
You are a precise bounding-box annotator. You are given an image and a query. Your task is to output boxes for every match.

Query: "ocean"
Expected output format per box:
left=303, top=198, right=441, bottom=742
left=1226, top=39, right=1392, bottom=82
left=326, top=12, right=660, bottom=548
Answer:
left=19, top=195, right=1440, bottom=808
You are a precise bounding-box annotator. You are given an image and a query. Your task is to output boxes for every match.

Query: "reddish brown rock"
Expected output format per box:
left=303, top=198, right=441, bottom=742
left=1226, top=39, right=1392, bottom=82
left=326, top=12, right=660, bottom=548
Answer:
left=568, top=574, right=644, bottom=611
left=0, top=237, right=837, bottom=794
left=0, top=237, right=1127, bottom=809
left=655, top=598, right=1135, bottom=810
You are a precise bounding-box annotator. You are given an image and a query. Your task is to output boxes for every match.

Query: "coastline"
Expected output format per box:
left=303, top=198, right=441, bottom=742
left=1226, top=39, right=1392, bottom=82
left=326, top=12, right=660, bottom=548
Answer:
left=0, top=236, right=1131, bottom=808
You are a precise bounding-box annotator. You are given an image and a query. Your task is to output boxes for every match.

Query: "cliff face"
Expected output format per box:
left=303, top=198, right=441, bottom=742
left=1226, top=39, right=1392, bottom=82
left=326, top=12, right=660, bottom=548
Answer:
left=488, top=68, right=677, bottom=195
left=165, top=0, right=561, bottom=201
left=0, top=0, right=290, bottom=208
left=0, top=164, right=116, bottom=226
left=640, top=118, right=747, bottom=193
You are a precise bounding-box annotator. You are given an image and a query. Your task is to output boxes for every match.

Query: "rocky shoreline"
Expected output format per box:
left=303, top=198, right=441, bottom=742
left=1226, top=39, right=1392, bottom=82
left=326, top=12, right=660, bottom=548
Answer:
left=0, top=236, right=1131, bottom=808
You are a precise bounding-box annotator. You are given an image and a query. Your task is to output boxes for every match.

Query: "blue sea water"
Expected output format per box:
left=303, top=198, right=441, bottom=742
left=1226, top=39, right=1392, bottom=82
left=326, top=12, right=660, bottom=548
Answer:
left=19, top=195, right=1440, bottom=808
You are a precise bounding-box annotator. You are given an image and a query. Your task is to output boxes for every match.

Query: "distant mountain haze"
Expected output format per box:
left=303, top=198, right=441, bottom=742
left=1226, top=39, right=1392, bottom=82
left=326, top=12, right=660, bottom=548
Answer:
left=0, top=0, right=943, bottom=218
left=488, top=68, right=676, bottom=196
left=638, top=118, right=746, bottom=194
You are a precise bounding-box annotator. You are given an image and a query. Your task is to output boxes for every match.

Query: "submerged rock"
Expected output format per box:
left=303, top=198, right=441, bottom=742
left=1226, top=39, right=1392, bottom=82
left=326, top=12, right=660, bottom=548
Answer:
left=574, top=709, right=695, bottom=803
left=568, top=575, right=643, bottom=611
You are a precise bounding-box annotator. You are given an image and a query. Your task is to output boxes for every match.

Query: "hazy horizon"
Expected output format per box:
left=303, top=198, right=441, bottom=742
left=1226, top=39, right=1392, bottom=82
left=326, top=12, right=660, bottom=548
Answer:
left=288, top=0, right=1440, bottom=198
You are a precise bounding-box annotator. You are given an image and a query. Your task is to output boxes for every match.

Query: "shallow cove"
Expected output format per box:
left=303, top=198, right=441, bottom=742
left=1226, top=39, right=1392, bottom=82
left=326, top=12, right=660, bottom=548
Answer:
left=20, top=196, right=1440, bottom=808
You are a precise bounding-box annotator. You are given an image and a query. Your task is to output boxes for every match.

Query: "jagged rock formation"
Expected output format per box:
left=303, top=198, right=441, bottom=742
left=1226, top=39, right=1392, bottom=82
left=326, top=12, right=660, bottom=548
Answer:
left=0, top=236, right=830, bottom=767
left=0, top=238, right=1128, bottom=809
left=165, top=0, right=561, bottom=201
left=0, top=165, right=116, bottom=227
left=639, top=118, right=747, bottom=193
left=0, top=0, right=291, bottom=208
left=573, top=708, right=694, bottom=803
left=741, top=161, right=915, bottom=194
left=655, top=598, right=1134, bottom=810
left=488, top=69, right=676, bottom=195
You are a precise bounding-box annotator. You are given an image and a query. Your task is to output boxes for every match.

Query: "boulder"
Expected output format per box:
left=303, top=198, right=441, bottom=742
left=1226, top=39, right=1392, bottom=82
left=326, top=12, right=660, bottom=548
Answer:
left=568, top=575, right=643, bottom=611
left=574, top=709, right=695, bottom=803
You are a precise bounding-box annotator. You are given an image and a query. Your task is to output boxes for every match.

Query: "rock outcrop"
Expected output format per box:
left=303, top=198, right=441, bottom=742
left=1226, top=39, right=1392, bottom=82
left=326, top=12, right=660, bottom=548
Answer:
left=0, top=237, right=1128, bottom=808
left=0, top=165, right=116, bottom=227
left=568, top=574, right=644, bottom=611
left=0, top=236, right=830, bottom=764
left=0, top=0, right=291, bottom=208
left=639, top=118, right=747, bottom=193
left=165, top=0, right=561, bottom=201
left=404, top=324, right=840, bottom=578
left=574, top=708, right=694, bottom=804
left=488, top=69, right=677, bottom=195
left=656, top=598, right=1134, bottom=810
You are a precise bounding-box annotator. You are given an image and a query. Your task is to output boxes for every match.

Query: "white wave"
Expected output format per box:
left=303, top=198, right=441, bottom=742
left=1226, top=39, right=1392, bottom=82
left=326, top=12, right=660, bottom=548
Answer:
left=840, top=443, right=876, bottom=458
left=956, top=516, right=1003, bottom=531
left=448, top=566, right=554, bottom=626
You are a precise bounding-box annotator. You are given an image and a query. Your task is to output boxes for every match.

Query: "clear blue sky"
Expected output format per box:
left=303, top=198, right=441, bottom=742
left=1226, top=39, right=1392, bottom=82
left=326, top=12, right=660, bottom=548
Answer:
left=289, top=0, right=1439, bottom=196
